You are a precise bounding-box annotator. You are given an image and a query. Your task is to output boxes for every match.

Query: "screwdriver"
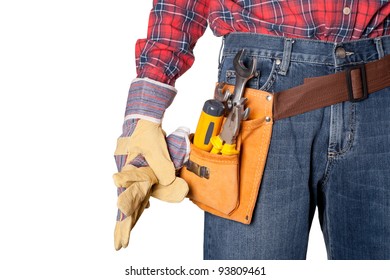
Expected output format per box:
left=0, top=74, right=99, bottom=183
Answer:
left=193, top=99, right=225, bottom=151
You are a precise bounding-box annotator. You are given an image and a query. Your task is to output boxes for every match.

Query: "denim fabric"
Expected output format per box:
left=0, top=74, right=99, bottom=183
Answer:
left=204, top=33, right=390, bottom=260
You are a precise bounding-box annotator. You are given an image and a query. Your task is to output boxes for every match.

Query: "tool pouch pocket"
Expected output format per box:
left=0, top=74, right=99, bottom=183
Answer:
left=180, top=86, right=274, bottom=224
left=182, top=138, right=240, bottom=215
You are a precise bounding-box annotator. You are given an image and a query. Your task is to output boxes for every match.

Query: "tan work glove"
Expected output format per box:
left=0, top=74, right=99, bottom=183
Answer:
left=113, top=127, right=190, bottom=250
left=113, top=78, right=187, bottom=250
left=113, top=164, right=188, bottom=250
left=115, top=119, right=176, bottom=186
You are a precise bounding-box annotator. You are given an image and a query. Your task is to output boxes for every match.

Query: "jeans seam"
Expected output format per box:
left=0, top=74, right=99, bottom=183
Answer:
left=260, top=60, right=277, bottom=91
left=318, top=157, right=334, bottom=192
left=324, top=202, right=335, bottom=260
left=218, top=55, right=226, bottom=82
left=204, top=213, right=211, bottom=260
left=224, top=51, right=336, bottom=66
left=328, top=104, right=339, bottom=152
left=223, top=50, right=339, bottom=67
left=320, top=102, right=357, bottom=259
left=327, top=103, right=357, bottom=158
left=318, top=159, right=335, bottom=259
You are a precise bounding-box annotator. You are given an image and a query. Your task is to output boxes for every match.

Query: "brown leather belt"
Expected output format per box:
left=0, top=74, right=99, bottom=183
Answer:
left=273, top=54, right=390, bottom=120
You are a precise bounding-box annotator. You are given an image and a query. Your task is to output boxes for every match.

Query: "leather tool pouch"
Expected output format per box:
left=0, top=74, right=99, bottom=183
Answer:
left=180, top=85, right=274, bottom=224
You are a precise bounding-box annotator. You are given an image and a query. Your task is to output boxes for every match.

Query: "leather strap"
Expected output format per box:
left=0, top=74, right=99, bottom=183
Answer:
left=273, top=54, right=390, bottom=120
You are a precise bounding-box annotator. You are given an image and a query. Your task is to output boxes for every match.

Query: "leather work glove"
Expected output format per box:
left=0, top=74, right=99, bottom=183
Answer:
left=113, top=127, right=190, bottom=250
left=113, top=78, right=188, bottom=250
left=115, top=78, right=180, bottom=187
left=113, top=164, right=189, bottom=250
left=115, top=119, right=176, bottom=186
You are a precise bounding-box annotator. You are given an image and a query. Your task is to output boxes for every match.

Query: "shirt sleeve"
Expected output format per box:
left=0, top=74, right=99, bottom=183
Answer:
left=122, top=0, right=209, bottom=123
left=135, top=0, right=209, bottom=86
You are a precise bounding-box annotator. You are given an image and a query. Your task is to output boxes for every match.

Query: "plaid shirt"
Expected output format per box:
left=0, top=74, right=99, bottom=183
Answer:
left=125, top=0, right=390, bottom=122
left=135, top=0, right=390, bottom=87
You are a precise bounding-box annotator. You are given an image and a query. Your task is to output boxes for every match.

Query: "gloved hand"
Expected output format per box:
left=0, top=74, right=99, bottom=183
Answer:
left=113, top=164, right=189, bottom=250
left=115, top=78, right=179, bottom=186
left=113, top=165, right=155, bottom=251
left=115, top=119, right=176, bottom=186
left=113, top=127, right=190, bottom=250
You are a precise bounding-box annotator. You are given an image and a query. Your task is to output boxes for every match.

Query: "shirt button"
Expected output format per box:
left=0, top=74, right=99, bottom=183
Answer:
left=336, top=47, right=346, bottom=58
left=343, top=7, right=351, bottom=15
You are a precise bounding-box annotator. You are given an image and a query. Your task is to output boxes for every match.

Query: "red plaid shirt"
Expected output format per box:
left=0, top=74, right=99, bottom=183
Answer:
left=135, top=0, right=390, bottom=86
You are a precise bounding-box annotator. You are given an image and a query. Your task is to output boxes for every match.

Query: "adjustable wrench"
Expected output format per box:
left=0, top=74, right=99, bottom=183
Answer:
left=230, top=49, right=257, bottom=109
left=210, top=49, right=257, bottom=155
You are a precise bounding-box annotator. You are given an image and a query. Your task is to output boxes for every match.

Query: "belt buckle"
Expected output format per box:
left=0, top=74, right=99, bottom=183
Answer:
left=345, top=64, right=368, bottom=102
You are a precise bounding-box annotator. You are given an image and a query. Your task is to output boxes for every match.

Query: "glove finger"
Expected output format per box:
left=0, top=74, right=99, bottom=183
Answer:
left=114, top=191, right=152, bottom=251
left=114, top=217, right=132, bottom=251
left=151, top=177, right=189, bottom=203
left=121, top=193, right=151, bottom=249
left=114, top=209, right=128, bottom=250
left=121, top=217, right=133, bottom=250
left=117, top=181, right=151, bottom=216
left=114, top=221, right=122, bottom=251
left=113, top=166, right=152, bottom=188
left=132, top=194, right=152, bottom=226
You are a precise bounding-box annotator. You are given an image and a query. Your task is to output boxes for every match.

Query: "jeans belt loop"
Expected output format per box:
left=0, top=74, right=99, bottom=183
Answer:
left=374, top=37, right=385, bottom=59
left=278, top=38, right=294, bottom=76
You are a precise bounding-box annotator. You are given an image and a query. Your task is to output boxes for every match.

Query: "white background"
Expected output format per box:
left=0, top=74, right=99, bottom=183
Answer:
left=0, top=1, right=388, bottom=279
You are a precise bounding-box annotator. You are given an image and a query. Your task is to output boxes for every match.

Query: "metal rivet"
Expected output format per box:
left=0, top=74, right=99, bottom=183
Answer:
left=343, top=7, right=351, bottom=15
left=275, top=59, right=281, bottom=65
left=335, top=47, right=346, bottom=59
left=265, top=116, right=271, bottom=122
left=266, top=95, right=272, bottom=101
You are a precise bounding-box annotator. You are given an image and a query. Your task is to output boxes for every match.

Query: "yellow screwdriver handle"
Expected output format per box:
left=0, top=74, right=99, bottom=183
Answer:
left=193, top=100, right=225, bottom=151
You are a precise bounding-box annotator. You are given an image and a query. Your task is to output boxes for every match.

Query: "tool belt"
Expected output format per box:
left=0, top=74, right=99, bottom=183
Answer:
left=180, top=54, right=390, bottom=224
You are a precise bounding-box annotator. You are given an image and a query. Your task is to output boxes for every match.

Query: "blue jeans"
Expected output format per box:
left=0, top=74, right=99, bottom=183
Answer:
left=204, top=33, right=390, bottom=260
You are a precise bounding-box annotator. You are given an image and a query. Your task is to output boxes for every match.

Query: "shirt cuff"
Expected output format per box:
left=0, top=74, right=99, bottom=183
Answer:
left=125, top=78, right=177, bottom=123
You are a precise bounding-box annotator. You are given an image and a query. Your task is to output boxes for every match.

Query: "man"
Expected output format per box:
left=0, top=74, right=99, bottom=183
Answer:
left=114, top=0, right=390, bottom=259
